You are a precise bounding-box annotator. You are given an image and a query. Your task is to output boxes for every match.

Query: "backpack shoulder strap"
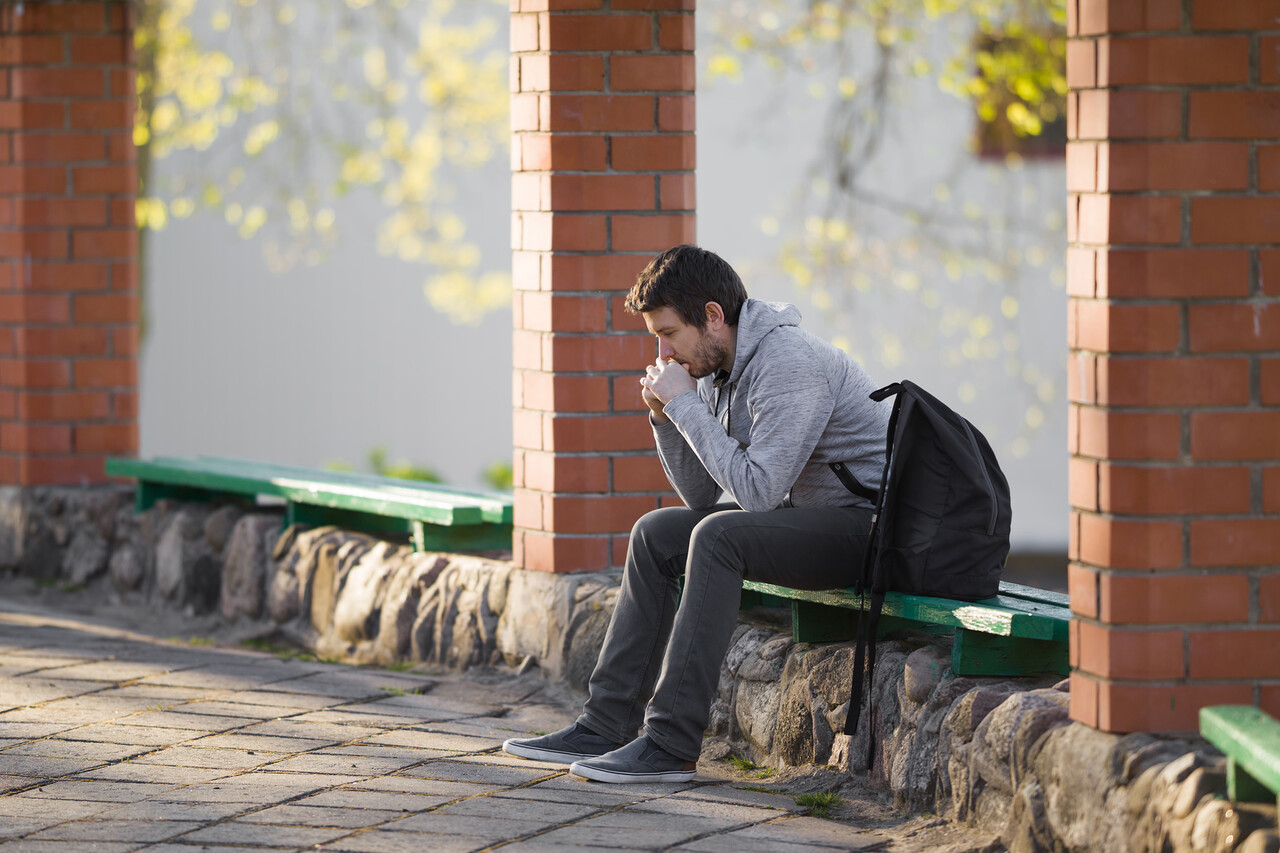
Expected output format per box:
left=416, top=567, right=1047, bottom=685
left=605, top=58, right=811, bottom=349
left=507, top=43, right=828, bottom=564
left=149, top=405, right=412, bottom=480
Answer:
left=831, top=381, right=906, bottom=504
left=871, top=381, right=905, bottom=403
left=829, top=462, right=877, bottom=503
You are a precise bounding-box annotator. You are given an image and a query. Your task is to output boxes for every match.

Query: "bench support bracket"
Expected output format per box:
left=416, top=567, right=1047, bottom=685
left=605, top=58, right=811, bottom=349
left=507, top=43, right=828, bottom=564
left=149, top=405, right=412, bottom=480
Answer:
left=951, top=629, right=1069, bottom=677
left=1228, top=757, right=1276, bottom=804
left=411, top=520, right=514, bottom=553
left=137, top=483, right=246, bottom=512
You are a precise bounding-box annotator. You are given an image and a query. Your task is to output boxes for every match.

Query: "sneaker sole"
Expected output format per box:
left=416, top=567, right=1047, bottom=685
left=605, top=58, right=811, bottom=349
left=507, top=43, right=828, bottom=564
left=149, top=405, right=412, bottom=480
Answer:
left=502, top=738, right=599, bottom=764
left=568, top=759, right=696, bottom=784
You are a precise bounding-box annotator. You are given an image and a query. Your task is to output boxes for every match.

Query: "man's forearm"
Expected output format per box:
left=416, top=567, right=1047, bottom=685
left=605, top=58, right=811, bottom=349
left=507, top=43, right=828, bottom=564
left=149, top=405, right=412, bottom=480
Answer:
left=654, top=416, right=722, bottom=509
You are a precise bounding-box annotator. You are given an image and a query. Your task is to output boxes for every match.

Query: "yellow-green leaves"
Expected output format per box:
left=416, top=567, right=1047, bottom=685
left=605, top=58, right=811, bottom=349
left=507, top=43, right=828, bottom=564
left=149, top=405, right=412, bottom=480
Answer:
left=708, top=54, right=743, bottom=81
left=135, top=0, right=511, bottom=325
left=242, top=120, right=278, bottom=156
left=707, top=0, right=1067, bottom=455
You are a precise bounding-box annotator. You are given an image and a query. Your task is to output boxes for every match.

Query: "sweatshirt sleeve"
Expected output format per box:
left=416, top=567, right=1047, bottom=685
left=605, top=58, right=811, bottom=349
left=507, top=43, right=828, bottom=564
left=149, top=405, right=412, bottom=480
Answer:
left=662, top=342, right=833, bottom=513
left=652, top=410, right=724, bottom=510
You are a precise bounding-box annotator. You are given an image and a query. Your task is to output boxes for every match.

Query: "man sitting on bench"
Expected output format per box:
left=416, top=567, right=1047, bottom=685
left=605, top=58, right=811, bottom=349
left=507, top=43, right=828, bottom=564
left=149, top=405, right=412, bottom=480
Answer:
left=504, top=244, right=891, bottom=783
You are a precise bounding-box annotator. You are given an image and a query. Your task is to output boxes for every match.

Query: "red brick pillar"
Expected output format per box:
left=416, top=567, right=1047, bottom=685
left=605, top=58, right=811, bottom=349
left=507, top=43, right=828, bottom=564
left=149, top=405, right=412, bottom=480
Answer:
left=0, top=2, right=137, bottom=485
left=1067, top=1, right=1280, bottom=731
left=510, top=0, right=695, bottom=572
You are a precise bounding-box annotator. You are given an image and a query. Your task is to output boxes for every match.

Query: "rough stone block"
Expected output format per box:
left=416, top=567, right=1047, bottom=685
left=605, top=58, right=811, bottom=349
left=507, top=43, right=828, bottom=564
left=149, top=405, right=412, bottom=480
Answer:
left=219, top=513, right=280, bottom=621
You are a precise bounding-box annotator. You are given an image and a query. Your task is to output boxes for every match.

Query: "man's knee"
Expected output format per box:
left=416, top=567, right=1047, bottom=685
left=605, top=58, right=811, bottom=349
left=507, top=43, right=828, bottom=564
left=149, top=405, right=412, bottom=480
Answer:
left=630, top=506, right=701, bottom=543
left=628, top=506, right=733, bottom=572
left=688, top=512, right=752, bottom=569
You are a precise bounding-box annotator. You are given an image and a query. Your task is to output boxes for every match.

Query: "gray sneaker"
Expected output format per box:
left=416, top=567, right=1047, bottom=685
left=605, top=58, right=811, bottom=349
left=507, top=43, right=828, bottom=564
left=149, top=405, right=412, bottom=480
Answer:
left=503, top=722, right=623, bottom=764
left=569, top=734, right=697, bottom=784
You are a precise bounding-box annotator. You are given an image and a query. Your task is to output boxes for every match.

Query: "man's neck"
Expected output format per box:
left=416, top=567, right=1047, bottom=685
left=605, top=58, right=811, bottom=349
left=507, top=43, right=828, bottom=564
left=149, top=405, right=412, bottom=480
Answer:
left=720, top=325, right=738, bottom=375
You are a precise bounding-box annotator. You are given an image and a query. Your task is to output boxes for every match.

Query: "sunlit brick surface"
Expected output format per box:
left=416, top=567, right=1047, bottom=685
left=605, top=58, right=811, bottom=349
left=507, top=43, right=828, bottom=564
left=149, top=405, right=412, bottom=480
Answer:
left=0, top=2, right=138, bottom=484
left=510, top=1, right=695, bottom=572
left=1067, top=0, right=1280, bottom=732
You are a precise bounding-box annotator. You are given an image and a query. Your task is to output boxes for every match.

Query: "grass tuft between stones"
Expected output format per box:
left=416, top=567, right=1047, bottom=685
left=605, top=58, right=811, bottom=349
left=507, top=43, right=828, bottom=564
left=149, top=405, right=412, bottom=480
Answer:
left=723, top=753, right=777, bottom=778
left=794, top=792, right=843, bottom=818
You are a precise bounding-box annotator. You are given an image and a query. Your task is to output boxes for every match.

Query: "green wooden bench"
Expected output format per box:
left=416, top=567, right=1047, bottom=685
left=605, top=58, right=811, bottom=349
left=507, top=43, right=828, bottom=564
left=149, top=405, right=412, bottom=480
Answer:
left=104, top=456, right=513, bottom=552
left=741, top=579, right=1070, bottom=678
left=1200, top=705, right=1280, bottom=807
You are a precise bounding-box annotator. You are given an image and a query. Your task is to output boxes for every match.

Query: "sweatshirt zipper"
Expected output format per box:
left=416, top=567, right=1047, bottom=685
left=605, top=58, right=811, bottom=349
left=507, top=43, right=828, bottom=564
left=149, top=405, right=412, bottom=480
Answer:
left=716, top=382, right=733, bottom=435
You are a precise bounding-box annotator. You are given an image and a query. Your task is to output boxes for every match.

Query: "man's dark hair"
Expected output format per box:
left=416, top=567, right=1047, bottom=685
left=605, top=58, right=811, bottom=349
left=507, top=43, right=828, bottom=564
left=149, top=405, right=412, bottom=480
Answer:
left=625, top=245, right=747, bottom=329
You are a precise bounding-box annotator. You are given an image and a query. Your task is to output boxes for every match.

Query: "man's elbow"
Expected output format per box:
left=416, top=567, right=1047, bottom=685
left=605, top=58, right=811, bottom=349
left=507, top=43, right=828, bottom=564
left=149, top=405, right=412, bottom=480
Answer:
left=736, top=492, right=784, bottom=514
left=672, top=485, right=720, bottom=512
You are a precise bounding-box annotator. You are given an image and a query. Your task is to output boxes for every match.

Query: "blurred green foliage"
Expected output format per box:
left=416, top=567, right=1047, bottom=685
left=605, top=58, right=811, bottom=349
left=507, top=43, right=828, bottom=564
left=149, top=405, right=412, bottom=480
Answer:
left=364, top=445, right=444, bottom=483
left=326, top=447, right=513, bottom=491
left=480, top=460, right=514, bottom=491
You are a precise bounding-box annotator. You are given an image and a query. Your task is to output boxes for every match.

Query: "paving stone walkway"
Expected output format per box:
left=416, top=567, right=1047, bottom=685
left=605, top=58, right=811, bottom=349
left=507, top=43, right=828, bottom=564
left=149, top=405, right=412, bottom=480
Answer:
left=0, top=608, right=889, bottom=853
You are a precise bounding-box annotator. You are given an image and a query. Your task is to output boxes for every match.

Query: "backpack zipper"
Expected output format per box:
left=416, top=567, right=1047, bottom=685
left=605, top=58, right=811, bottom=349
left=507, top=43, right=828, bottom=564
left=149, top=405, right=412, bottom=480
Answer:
left=960, top=419, right=998, bottom=536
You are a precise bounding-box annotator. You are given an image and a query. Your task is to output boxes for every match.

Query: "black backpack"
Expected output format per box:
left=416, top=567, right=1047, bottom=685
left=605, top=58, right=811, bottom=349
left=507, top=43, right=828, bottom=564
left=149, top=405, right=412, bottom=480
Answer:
left=830, top=381, right=1012, bottom=766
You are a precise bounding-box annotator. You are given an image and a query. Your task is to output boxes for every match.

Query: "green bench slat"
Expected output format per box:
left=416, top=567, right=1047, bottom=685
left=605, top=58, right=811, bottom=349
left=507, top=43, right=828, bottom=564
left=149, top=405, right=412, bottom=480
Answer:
left=741, top=577, right=1070, bottom=678
left=181, top=456, right=504, bottom=521
left=993, top=580, right=1070, bottom=609
left=1200, top=705, right=1280, bottom=804
left=193, top=457, right=512, bottom=525
left=741, top=580, right=1070, bottom=642
left=105, top=457, right=516, bottom=537
left=107, top=456, right=481, bottom=526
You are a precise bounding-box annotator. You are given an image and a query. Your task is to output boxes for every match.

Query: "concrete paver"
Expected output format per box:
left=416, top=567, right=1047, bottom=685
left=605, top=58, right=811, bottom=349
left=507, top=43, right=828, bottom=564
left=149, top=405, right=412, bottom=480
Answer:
left=0, top=608, right=891, bottom=852
left=534, top=823, right=708, bottom=849
left=190, top=732, right=340, bottom=752
left=0, top=840, right=136, bottom=852
left=236, top=803, right=406, bottom=828
left=255, top=752, right=417, bottom=776
left=76, top=764, right=235, bottom=785
left=26, top=819, right=201, bottom=843
left=323, top=830, right=490, bottom=853
left=181, top=821, right=351, bottom=847
left=52, top=723, right=207, bottom=746
left=295, top=788, right=461, bottom=811
left=118, top=711, right=252, bottom=731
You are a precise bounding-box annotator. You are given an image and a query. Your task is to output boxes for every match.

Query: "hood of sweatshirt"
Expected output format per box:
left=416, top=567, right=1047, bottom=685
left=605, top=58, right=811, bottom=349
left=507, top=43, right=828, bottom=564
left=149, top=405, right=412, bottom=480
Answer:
left=724, top=299, right=802, bottom=386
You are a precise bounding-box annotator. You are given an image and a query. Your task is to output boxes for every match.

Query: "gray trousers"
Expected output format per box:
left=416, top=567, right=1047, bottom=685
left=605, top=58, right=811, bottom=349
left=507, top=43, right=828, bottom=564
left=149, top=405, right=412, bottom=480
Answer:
left=577, top=502, right=873, bottom=761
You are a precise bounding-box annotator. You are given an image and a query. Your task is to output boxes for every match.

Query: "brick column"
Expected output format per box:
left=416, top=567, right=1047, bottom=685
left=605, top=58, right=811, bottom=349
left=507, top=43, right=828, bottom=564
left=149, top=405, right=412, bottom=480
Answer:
left=510, top=0, right=695, bottom=573
left=0, top=2, right=137, bottom=486
left=1066, top=1, right=1280, bottom=731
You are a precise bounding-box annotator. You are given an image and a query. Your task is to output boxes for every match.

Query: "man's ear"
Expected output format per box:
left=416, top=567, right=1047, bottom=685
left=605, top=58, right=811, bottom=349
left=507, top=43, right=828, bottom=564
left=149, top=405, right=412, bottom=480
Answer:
left=704, top=301, right=726, bottom=330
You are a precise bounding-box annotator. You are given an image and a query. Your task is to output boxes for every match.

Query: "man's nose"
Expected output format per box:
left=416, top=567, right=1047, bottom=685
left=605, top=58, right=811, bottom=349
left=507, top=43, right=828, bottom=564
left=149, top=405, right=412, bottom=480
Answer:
left=657, top=341, right=674, bottom=359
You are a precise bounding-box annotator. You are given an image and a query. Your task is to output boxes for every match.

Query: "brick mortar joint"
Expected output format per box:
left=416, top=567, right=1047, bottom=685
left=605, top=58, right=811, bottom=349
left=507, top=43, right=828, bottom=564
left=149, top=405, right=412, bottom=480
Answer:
left=1074, top=508, right=1278, bottom=522
left=518, top=10, right=692, bottom=16
left=1067, top=296, right=1280, bottom=305
left=1073, top=457, right=1279, bottom=469
left=1075, top=674, right=1274, bottom=686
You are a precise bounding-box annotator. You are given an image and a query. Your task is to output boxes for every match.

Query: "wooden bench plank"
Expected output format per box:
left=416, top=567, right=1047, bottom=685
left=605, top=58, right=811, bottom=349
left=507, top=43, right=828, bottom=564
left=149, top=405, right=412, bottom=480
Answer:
left=950, top=629, right=1068, bottom=677
left=993, top=581, right=1069, bottom=608
left=171, top=456, right=496, bottom=523
left=106, top=457, right=486, bottom=526
left=741, top=580, right=1070, bottom=641
left=741, top=578, right=1070, bottom=678
left=106, top=457, right=516, bottom=552
left=1200, top=705, right=1280, bottom=804
left=196, top=457, right=513, bottom=525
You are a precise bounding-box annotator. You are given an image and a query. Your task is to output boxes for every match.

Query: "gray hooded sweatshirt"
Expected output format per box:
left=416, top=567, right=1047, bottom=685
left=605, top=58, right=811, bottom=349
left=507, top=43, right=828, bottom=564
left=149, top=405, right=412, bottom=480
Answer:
left=654, top=299, right=890, bottom=513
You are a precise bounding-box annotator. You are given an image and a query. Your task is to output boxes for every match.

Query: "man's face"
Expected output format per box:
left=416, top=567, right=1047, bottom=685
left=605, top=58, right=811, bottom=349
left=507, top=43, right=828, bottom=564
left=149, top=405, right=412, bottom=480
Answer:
left=643, top=307, right=729, bottom=379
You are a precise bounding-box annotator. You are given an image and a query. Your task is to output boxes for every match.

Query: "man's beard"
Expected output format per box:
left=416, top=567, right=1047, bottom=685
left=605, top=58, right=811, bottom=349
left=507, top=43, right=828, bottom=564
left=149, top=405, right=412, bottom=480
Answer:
left=687, top=332, right=730, bottom=379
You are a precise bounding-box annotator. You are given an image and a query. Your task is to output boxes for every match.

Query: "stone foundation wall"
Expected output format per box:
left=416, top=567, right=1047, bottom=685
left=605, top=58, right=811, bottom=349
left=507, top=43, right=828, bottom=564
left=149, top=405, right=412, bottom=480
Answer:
left=0, top=487, right=620, bottom=691
left=1, top=486, right=1275, bottom=853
